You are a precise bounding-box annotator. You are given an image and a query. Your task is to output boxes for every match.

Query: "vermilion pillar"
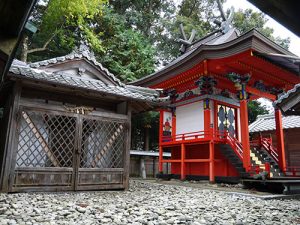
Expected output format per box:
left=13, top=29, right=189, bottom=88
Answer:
left=275, top=109, right=287, bottom=172
left=209, top=141, right=215, bottom=183
left=159, top=146, right=163, bottom=173
left=240, top=99, right=251, bottom=171
left=159, top=111, right=163, bottom=173
left=181, top=143, right=186, bottom=180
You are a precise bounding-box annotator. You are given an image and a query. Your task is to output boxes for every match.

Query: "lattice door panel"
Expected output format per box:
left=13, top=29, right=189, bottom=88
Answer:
left=217, top=104, right=237, bottom=137
left=80, top=118, right=126, bottom=169
left=16, top=110, right=76, bottom=168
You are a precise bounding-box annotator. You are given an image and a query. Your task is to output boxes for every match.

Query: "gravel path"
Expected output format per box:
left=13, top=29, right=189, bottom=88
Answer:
left=0, top=180, right=299, bottom=225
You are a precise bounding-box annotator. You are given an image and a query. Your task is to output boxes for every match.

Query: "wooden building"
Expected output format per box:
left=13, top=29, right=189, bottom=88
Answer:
left=0, top=45, right=167, bottom=192
left=249, top=114, right=300, bottom=175
left=132, top=18, right=300, bottom=182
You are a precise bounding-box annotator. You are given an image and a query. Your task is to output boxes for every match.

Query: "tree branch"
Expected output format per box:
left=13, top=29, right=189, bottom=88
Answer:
left=27, top=32, right=56, bottom=54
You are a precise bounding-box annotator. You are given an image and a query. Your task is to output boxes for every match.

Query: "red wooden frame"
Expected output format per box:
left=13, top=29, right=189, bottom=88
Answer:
left=213, top=100, right=239, bottom=139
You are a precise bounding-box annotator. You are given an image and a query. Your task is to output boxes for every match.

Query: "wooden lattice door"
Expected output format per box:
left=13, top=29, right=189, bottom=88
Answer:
left=11, top=107, right=128, bottom=192
left=76, top=116, right=127, bottom=190
left=217, top=104, right=237, bottom=137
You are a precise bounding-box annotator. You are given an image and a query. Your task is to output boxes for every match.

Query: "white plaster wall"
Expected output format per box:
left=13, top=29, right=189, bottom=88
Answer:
left=176, top=101, right=204, bottom=135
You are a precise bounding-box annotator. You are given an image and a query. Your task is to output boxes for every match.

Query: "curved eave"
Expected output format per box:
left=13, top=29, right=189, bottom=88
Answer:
left=7, top=72, right=168, bottom=108
left=132, top=29, right=294, bottom=87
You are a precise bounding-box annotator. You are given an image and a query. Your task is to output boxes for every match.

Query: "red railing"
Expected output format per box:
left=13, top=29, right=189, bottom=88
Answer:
left=162, top=129, right=243, bottom=160
left=250, top=136, right=279, bottom=163
left=161, top=130, right=208, bottom=142
left=225, top=132, right=243, bottom=160
left=260, top=138, right=279, bottom=163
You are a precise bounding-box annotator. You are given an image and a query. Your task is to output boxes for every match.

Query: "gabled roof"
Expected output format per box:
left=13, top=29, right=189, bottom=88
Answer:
left=29, top=44, right=124, bottom=86
left=131, top=28, right=296, bottom=87
left=249, top=114, right=300, bottom=133
left=8, top=44, right=170, bottom=108
left=9, top=63, right=168, bottom=104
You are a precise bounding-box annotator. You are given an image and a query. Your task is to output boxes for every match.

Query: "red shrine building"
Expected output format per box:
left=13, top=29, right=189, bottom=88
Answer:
left=133, top=25, right=300, bottom=183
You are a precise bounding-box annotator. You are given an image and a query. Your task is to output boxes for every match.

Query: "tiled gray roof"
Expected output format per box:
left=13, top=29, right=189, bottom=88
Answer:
left=29, top=44, right=124, bottom=86
left=249, top=114, right=300, bottom=133
left=274, top=83, right=300, bottom=105
left=8, top=63, right=168, bottom=104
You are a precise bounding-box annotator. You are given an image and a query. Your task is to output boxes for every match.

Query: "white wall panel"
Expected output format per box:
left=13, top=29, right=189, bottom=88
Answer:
left=176, top=101, right=204, bottom=135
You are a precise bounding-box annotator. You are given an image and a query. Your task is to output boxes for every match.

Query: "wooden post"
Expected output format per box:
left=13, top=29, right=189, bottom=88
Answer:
left=123, top=104, right=131, bottom=190
left=275, top=109, right=287, bottom=172
left=159, top=146, right=163, bottom=173
left=181, top=143, right=186, bottom=180
left=159, top=110, right=163, bottom=144
left=1, top=83, right=21, bottom=192
left=140, top=157, right=146, bottom=179
left=204, top=98, right=211, bottom=138
left=240, top=99, right=251, bottom=171
left=158, top=110, right=163, bottom=174
left=209, top=141, right=215, bottom=183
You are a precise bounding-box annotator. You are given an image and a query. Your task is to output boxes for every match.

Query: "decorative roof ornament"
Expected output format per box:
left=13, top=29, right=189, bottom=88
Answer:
left=72, top=40, right=95, bottom=58
left=178, top=24, right=196, bottom=54
left=176, top=0, right=236, bottom=54
left=214, top=0, right=235, bottom=34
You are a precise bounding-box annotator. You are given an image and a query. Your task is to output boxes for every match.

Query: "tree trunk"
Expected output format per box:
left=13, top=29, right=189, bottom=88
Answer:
left=20, top=35, right=29, bottom=63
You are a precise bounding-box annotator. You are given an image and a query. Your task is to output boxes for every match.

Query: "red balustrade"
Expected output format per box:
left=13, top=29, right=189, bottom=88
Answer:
left=250, top=136, right=279, bottom=164
left=162, top=129, right=244, bottom=160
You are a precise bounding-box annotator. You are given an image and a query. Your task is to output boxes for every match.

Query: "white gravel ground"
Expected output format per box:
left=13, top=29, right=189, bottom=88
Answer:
left=0, top=180, right=299, bottom=225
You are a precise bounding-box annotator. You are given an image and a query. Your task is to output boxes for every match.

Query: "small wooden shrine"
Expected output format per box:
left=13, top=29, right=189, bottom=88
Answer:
left=0, top=44, right=167, bottom=192
left=132, top=11, right=300, bottom=183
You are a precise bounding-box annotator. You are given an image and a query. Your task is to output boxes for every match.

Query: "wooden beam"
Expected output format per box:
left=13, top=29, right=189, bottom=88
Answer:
left=22, top=112, right=60, bottom=167
left=246, top=86, right=277, bottom=101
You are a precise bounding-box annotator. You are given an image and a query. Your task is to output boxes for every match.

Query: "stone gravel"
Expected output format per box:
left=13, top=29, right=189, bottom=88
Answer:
left=0, top=180, right=299, bottom=225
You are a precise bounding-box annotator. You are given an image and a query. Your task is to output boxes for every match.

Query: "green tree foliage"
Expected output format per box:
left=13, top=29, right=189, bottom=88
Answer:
left=94, top=7, right=156, bottom=82
left=248, top=100, right=269, bottom=124
left=23, top=0, right=107, bottom=62
left=232, top=9, right=290, bottom=49
left=109, top=0, right=177, bottom=64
